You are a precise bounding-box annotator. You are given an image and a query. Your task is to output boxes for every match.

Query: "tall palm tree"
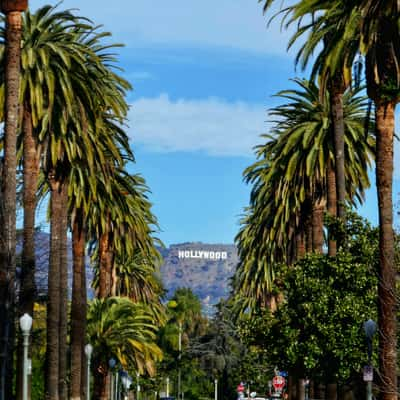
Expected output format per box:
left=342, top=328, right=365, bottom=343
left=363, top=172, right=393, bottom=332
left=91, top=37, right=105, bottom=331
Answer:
left=261, top=0, right=361, bottom=253
left=0, top=7, right=94, bottom=396
left=19, top=10, right=95, bottom=399
left=0, top=1, right=27, bottom=398
left=289, top=1, right=363, bottom=253
left=358, top=3, right=400, bottom=398
left=0, top=6, right=99, bottom=398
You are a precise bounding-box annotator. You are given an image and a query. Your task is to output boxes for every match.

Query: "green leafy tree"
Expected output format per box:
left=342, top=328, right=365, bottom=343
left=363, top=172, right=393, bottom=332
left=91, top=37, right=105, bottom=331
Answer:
left=238, top=212, right=379, bottom=398
left=190, top=301, right=245, bottom=400
left=156, top=289, right=208, bottom=400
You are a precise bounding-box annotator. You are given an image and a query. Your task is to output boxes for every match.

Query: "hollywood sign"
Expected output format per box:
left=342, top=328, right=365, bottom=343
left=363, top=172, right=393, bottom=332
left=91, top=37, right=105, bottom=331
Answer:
left=178, top=250, right=228, bottom=260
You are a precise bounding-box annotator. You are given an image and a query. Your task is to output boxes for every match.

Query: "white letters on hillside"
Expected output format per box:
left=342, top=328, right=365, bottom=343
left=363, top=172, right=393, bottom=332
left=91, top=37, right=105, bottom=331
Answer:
left=178, top=250, right=228, bottom=260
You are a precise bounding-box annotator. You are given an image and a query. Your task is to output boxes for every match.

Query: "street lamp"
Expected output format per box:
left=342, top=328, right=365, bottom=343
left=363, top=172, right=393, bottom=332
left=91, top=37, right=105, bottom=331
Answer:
left=121, top=373, right=133, bottom=400
left=166, top=377, right=170, bottom=397
left=363, top=319, right=377, bottom=400
left=136, top=371, right=140, bottom=400
left=109, top=358, right=116, bottom=400
left=84, top=344, right=93, bottom=400
left=19, top=313, right=32, bottom=400
left=214, top=379, right=218, bottom=400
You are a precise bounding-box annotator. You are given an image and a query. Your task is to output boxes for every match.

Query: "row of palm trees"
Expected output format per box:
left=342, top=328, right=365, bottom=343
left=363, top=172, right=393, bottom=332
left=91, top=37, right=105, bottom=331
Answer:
left=0, top=3, right=164, bottom=400
left=235, top=1, right=399, bottom=399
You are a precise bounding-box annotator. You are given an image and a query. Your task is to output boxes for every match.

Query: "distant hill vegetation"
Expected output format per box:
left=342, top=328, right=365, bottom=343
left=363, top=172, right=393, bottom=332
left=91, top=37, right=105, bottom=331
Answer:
left=29, top=232, right=237, bottom=313
left=159, top=242, right=238, bottom=314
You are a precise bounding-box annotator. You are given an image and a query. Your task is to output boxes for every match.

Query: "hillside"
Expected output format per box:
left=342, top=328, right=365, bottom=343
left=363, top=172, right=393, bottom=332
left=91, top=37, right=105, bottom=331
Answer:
left=29, top=233, right=238, bottom=314
left=159, top=243, right=238, bottom=314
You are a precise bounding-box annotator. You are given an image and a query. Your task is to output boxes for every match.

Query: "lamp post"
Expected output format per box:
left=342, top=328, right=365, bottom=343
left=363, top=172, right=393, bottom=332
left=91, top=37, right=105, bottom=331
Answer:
left=166, top=377, right=170, bottom=397
left=109, top=358, right=116, bottom=400
left=121, top=373, right=133, bottom=400
left=19, top=313, right=32, bottom=400
left=136, top=372, right=140, bottom=400
left=84, top=344, right=93, bottom=400
left=115, top=370, right=120, bottom=400
left=363, top=319, right=377, bottom=400
left=305, top=379, right=310, bottom=400
left=214, top=379, right=218, bottom=400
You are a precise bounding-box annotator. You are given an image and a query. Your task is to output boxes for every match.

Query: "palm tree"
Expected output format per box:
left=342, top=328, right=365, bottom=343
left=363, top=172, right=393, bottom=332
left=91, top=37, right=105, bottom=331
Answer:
left=114, top=253, right=163, bottom=301
left=0, top=5, right=100, bottom=398
left=87, top=297, right=163, bottom=400
left=88, top=169, right=161, bottom=300
left=0, top=7, right=94, bottom=396
left=34, top=16, right=95, bottom=400
left=235, top=79, right=374, bottom=314
left=261, top=0, right=362, bottom=254
left=357, top=3, right=400, bottom=398
left=288, top=1, right=363, bottom=252
left=0, top=1, right=27, bottom=398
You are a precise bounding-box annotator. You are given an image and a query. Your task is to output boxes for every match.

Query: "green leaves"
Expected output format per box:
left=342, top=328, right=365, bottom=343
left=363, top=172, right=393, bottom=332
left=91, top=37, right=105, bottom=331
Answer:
left=87, top=297, right=163, bottom=375
left=238, top=212, right=379, bottom=383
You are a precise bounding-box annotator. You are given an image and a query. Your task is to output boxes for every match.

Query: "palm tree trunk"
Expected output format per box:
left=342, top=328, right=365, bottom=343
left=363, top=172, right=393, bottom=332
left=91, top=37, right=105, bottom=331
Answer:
left=99, top=230, right=112, bottom=298
left=58, top=184, right=68, bottom=400
left=80, top=259, right=88, bottom=400
left=327, top=158, right=337, bottom=256
left=111, top=259, right=118, bottom=296
left=375, top=100, right=397, bottom=400
left=295, top=229, right=306, bottom=260
left=93, top=361, right=108, bottom=400
left=330, top=81, right=346, bottom=223
left=16, top=105, right=39, bottom=400
left=70, top=212, right=87, bottom=400
left=315, top=382, right=325, bottom=400
left=308, top=380, right=314, bottom=400
left=326, top=382, right=337, bottom=400
left=312, top=198, right=325, bottom=254
left=303, top=199, right=313, bottom=253
left=46, top=175, right=63, bottom=400
left=297, top=378, right=305, bottom=400
left=287, top=375, right=296, bottom=400
left=0, top=5, right=25, bottom=398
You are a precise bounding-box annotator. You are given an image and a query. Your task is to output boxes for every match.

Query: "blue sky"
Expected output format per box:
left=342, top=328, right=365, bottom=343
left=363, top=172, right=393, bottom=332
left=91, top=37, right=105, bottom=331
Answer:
left=31, top=0, right=400, bottom=245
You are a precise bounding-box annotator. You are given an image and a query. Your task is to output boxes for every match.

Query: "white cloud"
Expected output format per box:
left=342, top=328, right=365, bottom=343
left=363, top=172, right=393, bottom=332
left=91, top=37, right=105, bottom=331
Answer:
left=128, top=95, right=267, bottom=156
left=29, top=0, right=298, bottom=56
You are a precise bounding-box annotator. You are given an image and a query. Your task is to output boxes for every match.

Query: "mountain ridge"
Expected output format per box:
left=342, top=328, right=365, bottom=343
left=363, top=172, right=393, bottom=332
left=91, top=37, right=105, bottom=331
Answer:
left=28, top=232, right=238, bottom=313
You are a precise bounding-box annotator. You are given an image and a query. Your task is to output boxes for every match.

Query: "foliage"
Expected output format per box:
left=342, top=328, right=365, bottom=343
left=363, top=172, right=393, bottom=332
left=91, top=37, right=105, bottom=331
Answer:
left=238, top=213, right=379, bottom=383
left=155, top=289, right=222, bottom=400
left=234, top=77, right=374, bottom=313
left=188, top=301, right=247, bottom=400
left=87, top=297, right=163, bottom=376
left=30, top=303, right=47, bottom=399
